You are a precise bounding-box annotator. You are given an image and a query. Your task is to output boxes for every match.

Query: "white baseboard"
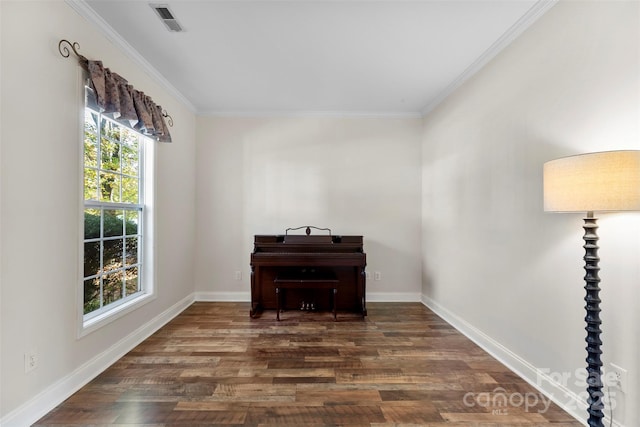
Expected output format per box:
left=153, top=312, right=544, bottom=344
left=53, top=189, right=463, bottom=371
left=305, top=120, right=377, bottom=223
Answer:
left=194, top=291, right=250, bottom=301
left=421, top=294, right=588, bottom=426
left=367, top=292, right=421, bottom=302
left=0, top=294, right=194, bottom=427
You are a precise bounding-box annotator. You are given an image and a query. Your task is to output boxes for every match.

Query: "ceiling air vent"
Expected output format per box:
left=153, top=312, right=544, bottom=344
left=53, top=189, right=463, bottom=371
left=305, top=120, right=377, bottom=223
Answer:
left=150, top=4, right=184, bottom=32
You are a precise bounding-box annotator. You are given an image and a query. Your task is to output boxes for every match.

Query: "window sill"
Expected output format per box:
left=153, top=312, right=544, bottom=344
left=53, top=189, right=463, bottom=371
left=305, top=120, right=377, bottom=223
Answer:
left=79, top=292, right=156, bottom=338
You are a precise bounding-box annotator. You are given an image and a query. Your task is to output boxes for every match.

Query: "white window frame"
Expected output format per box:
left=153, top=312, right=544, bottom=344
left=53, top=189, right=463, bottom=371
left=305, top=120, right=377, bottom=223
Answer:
left=78, top=86, right=156, bottom=337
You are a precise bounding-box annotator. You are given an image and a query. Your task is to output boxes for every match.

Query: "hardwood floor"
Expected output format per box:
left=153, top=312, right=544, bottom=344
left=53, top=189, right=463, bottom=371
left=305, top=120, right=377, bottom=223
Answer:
left=34, top=302, right=582, bottom=426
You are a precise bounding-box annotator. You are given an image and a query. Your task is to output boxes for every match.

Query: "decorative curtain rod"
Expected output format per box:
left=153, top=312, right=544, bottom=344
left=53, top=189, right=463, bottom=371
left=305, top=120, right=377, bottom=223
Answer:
left=58, top=39, right=173, bottom=141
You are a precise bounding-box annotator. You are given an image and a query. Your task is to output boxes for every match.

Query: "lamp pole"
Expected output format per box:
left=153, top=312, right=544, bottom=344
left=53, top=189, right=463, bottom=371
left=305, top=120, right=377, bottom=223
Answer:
left=582, top=211, right=604, bottom=427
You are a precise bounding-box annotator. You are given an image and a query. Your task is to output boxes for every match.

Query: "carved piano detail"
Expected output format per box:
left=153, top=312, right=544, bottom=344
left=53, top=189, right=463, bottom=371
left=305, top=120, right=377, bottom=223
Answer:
left=250, top=226, right=367, bottom=320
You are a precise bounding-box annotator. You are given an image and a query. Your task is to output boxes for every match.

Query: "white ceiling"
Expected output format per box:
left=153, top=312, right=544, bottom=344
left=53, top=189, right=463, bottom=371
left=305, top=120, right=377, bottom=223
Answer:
left=79, top=0, right=552, bottom=115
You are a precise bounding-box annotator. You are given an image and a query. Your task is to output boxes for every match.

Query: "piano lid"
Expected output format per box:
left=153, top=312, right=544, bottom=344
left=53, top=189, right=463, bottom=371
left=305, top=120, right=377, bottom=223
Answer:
left=253, top=226, right=363, bottom=253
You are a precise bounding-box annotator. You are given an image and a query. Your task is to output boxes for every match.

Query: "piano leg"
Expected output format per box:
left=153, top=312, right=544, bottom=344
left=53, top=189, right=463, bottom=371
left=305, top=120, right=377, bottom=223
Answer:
left=276, top=287, right=281, bottom=321
left=249, top=304, right=259, bottom=318
left=332, top=288, right=337, bottom=321
left=250, top=266, right=260, bottom=318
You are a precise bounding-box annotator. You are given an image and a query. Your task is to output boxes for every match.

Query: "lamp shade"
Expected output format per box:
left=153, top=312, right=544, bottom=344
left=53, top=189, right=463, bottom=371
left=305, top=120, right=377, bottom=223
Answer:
left=543, top=150, right=640, bottom=212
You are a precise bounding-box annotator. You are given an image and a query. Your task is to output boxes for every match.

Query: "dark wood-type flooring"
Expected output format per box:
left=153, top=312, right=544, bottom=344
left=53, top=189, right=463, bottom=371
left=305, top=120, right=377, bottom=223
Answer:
left=34, top=302, right=582, bottom=426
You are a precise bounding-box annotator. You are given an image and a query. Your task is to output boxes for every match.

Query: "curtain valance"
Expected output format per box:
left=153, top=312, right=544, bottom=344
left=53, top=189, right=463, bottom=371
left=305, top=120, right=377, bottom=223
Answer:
left=59, top=39, right=172, bottom=143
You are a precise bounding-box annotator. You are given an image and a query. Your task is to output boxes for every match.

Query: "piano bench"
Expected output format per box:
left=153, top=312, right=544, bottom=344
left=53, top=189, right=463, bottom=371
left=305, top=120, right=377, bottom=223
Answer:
left=274, top=273, right=339, bottom=321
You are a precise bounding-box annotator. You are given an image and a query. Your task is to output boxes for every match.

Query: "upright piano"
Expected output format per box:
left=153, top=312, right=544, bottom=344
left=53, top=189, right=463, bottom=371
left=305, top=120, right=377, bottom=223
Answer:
left=250, top=226, right=366, bottom=319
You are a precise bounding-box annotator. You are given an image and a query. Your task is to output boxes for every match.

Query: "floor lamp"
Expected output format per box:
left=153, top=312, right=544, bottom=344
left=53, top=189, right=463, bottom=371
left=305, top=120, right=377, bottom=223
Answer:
left=543, top=150, right=640, bottom=427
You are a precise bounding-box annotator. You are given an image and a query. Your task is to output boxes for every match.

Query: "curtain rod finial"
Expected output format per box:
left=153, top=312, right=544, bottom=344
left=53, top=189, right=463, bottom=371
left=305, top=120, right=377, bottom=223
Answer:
left=162, top=110, right=174, bottom=127
left=58, top=39, right=88, bottom=62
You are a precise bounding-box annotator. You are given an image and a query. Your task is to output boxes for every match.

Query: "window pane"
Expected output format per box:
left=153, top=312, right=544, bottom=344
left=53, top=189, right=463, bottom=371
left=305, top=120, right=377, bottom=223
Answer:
left=84, top=241, right=101, bottom=278
left=122, top=177, right=139, bottom=204
left=125, top=210, right=139, bottom=235
left=84, top=278, right=100, bottom=314
left=84, top=208, right=101, bottom=239
left=101, top=118, right=120, bottom=142
left=121, top=127, right=138, bottom=146
left=100, top=172, right=121, bottom=202
left=84, top=168, right=98, bottom=201
left=84, top=113, right=98, bottom=168
left=125, top=266, right=139, bottom=296
left=85, top=111, right=98, bottom=133
left=100, top=138, right=121, bottom=172
left=103, top=238, right=123, bottom=272
left=102, top=271, right=124, bottom=306
left=121, top=141, right=139, bottom=176
left=84, top=140, right=98, bottom=167
left=125, top=237, right=138, bottom=265
left=103, top=210, right=124, bottom=237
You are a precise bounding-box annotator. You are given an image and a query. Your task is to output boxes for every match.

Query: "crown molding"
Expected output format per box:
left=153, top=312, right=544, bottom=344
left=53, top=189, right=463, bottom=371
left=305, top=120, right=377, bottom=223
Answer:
left=421, top=0, right=559, bottom=116
left=65, top=0, right=196, bottom=114
left=199, top=110, right=423, bottom=119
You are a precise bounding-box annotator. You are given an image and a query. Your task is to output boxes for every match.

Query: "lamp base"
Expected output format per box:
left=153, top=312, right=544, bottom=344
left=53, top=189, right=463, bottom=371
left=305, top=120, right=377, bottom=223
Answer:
left=583, top=212, right=604, bottom=427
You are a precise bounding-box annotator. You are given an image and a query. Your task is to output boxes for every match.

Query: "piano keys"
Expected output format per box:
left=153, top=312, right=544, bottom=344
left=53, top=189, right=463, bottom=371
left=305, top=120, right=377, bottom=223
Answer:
left=249, top=226, right=367, bottom=319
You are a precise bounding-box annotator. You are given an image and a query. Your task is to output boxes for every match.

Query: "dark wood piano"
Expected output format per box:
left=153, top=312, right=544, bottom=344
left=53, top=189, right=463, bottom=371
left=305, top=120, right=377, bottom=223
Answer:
left=250, top=226, right=366, bottom=320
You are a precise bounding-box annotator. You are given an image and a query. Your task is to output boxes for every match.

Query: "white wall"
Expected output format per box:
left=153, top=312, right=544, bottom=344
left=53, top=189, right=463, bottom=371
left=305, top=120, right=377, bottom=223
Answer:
left=0, top=1, right=197, bottom=423
left=421, top=1, right=639, bottom=425
left=195, top=116, right=423, bottom=301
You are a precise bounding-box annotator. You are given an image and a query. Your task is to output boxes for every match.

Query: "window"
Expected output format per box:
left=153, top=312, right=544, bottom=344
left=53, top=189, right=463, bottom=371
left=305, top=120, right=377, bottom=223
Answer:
left=82, top=88, right=154, bottom=327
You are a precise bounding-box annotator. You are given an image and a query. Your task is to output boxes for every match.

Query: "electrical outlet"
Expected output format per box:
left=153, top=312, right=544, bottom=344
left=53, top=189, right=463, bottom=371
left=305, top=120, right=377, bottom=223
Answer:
left=374, top=271, right=381, bottom=281
left=365, top=271, right=371, bottom=280
left=235, top=271, right=242, bottom=281
left=609, top=363, right=628, bottom=392
left=24, top=350, right=38, bottom=373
